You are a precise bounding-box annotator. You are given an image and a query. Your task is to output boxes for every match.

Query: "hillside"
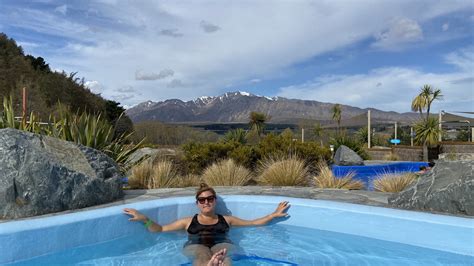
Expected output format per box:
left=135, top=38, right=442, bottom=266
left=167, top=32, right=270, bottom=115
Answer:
left=0, top=33, right=121, bottom=123
left=126, top=91, right=420, bottom=125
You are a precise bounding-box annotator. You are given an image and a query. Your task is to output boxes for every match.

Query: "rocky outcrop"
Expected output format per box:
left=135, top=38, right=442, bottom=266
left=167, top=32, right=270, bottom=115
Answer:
left=126, top=147, right=176, bottom=167
left=0, top=128, right=124, bottom=219
left=334, top=145, right=364, bottom=166
left=388, top=154, right=474, bottom=216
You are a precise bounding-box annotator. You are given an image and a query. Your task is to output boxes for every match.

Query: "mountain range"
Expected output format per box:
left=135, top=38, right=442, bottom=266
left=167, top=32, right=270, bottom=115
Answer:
left=126, top=91, right=420, bottom=125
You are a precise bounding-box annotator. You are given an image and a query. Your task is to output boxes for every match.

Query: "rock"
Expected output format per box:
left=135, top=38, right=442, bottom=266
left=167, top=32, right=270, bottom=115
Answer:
left=334, top=145, right=364, bottom=166
left=125, top=147, right=176, bottom=168
left=0, top=128, right=124, bottom=219
left=388, top=154, right=474, bottom=216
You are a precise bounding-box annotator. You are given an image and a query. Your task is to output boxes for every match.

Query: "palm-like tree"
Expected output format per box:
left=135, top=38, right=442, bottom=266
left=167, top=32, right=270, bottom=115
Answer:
left=223, top=128, right=247, bottom=144
left=331, top=104, right=342, bottom=132
left=249, top=111, right=268, bottom=136
left=313, top=122, right=324, bottom=146
left=411, top=85, right=443, bottom=121
left=411, top=85, right=443, bottom=161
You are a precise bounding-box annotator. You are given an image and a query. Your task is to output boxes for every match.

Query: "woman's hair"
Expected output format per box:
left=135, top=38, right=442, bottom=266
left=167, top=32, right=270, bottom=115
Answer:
left=195, top=183, right=216, bottom=199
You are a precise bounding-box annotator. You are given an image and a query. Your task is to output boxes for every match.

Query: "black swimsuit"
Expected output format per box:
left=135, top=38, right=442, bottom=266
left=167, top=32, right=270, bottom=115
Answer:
left=185, top=214, right=232, bottom=248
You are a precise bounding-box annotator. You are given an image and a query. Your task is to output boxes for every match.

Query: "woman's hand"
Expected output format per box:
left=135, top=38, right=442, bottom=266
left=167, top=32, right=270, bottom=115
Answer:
left=123, top=208, right=147, bottom=222
left=272, top=201, right=290, bottom=218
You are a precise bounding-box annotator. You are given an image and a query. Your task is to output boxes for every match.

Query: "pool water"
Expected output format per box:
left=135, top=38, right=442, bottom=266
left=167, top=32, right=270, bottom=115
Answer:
left=10, top=224, right=473, bottom=265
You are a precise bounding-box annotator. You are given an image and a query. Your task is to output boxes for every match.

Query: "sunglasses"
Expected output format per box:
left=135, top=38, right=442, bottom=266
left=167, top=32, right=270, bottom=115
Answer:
left=197, top=195, right=216, bottom=204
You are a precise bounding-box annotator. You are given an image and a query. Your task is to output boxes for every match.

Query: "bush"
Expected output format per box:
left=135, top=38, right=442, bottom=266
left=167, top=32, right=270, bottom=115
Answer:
left=181, top=141, right=238, bottom=174
left=129, top=160, right=178, bottom=189
left=313, top=161, right=364, bottom=190
left=174, top=174, right=201, bottom=188
left=330, top=131, right=369, bottom=160
left=373, top=172, right=416, bottom=192
left=202, top=159, right=253, bottom=186
left=258, top=157, right=309, bottom=186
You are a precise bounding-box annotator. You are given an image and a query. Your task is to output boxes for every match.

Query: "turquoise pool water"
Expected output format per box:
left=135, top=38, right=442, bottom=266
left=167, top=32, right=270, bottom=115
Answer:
left=1, top=196, right=473, bottom=265
left=9, top=224, right=473, bottom=265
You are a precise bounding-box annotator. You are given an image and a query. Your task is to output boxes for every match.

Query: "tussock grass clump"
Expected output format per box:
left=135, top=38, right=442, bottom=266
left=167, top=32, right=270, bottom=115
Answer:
left=174, top=174, right=202, bottom=188
left=258, top=157, right=309, bottom=186
left=383, top=153, right=400, bottom=161
left=373, top=172, right=416, bottom=192
left=313, top=161, right=364, bottom=190
left=202, top=159, right=253, bottom=186
left=129, top=160, right=178, bottom=189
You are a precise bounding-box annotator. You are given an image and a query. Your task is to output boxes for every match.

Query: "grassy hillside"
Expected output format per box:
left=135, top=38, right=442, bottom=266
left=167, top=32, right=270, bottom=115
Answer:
left=0, top=33, right=128, bottom=128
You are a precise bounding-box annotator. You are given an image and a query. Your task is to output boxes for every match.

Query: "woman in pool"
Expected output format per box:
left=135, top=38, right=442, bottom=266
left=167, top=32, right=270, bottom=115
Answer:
left=123, top=183, right=290, bottom=266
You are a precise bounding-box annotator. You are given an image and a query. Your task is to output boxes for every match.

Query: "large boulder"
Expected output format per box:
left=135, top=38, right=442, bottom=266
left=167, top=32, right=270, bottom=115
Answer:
left=334, top=145, right=364, bottom=166
left=0, top=128, right=124, bottom=219
left=125, top=147, right=176, bottom=167
left=388, top=153, right=474, bottom=216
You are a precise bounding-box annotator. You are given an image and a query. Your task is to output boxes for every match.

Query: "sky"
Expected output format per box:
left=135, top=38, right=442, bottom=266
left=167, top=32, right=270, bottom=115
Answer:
left=0, top=0, right=473, bottom=113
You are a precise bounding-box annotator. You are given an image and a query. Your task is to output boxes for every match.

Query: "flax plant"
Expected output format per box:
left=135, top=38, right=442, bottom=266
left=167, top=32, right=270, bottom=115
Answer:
left=314, top=161, right=364, bottom=190
left=202, top=159, right=253, bottom=186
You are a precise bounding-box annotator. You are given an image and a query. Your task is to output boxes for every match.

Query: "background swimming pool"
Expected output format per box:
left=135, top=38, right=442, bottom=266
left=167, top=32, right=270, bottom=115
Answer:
left=1, top=196, right=473, bottom=265
left=332, top=162, right=429, bottom=189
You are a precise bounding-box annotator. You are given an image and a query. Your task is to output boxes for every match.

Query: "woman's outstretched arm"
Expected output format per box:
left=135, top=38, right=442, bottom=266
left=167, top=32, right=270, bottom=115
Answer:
left=123, top=208, right=190, bottom=233
left=226, top=201, right=290, bottom=226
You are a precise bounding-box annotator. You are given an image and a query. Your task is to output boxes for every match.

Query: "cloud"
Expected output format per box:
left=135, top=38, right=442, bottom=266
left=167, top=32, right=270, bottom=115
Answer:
left=167, top=79, right=183, bottom=88
left=160, top=29, right=183, bottom=37
left=277, top=47, right=473, bottom=113
left=54, top=5, right=67, bottom=15
left=372, top=18, right=423, bottom=51
left=250, top=79, right=261, bottom=83
left=111, top=94, right=135, bottom=101
left=85, top=80, right=103, bottom=94
left=116, top=85, right=135, bottom=93
left=200, top=20, right=220, bottom=33
left=442, top=23, right=449, bottom=31
left=135, top=69, right=174, bottom=80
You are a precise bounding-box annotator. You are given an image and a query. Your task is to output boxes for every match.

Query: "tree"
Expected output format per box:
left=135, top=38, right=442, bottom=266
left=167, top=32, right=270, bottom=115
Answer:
left=331, top=104, right=342, bottom=131
left=313, top=122, right=324, bottom=146
left=411, top=85, right=443, bottom=121
left=411, top=85, right=443, bottom=161
left=249, top=111, right=268, bottom=136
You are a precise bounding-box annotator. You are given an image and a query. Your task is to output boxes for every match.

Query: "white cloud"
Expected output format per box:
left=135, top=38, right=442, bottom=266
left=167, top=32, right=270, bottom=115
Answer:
left=277, top=47, right=473, bottom=113
left=250, top=79, right=261, bottom=83
left=442, top=23, right=449, bottom=31
left=372, top=18, right=423, bottom=51
left=85, top=80, right=103, bottom=94
left=54, top=5, right=67, bottom=15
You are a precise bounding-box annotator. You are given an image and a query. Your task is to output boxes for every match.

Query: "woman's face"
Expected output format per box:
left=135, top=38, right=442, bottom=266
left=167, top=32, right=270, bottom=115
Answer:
left=196, top=191, right=216, bottom=214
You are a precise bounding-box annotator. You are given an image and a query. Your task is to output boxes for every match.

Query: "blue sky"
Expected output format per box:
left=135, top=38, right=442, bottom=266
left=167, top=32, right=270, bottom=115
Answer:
left=0, top=0, right=473, bottom=113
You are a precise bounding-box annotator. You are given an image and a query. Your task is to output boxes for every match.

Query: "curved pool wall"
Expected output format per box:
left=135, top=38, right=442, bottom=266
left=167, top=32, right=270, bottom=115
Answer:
left=332, top=162, right=429, bottom=189
left=0, top=195, right=472, bottom=264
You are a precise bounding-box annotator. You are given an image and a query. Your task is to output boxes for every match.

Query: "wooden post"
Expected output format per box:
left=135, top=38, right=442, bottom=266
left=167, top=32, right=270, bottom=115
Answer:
left=367, top=110, right=371, bottom=149
left=301, top=128, right=304, bottom=143
left=438, top=110, right=443, bottom=142
left=22, top=87, right=27, bottom=123
left=394, top=121, right=398, bottom=145
left=410, top=127, right=414, bottom=147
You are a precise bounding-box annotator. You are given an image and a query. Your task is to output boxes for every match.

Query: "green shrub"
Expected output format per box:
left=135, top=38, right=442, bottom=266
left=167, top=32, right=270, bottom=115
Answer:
left=330, top=131, right=369, bottom=160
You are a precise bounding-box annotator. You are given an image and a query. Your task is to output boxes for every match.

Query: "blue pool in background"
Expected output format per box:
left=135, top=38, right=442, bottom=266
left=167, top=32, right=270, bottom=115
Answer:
left=332, top=162, right=429, bottom=190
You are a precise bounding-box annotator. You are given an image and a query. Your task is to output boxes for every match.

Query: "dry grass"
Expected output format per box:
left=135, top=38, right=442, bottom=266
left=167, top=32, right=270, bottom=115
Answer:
left=202, top=159, right=253, bottom=186
left=373, top=172, right=416, bottom=192
left=173, top=174, right=202, bottom=188
left=258, top=157, right=309, bottom=186
left=129, top=160, right=178, bottom=189
left=313, top=161, right=365, bottom=190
